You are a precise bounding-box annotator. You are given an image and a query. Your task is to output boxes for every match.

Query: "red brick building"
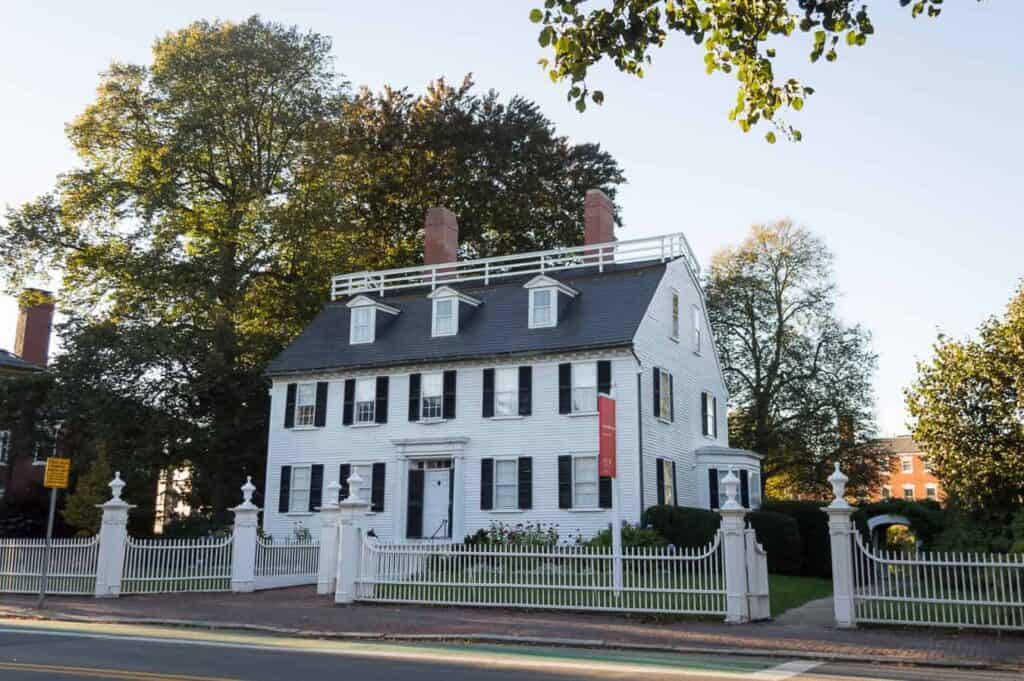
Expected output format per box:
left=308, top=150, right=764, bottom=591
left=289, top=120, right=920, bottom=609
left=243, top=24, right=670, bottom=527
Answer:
left=872, top=435, right=944, bottom=503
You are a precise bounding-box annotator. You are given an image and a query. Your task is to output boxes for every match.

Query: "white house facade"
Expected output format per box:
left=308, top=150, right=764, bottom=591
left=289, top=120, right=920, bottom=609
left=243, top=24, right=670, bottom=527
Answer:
left=261, top=191, right=761, bottom=542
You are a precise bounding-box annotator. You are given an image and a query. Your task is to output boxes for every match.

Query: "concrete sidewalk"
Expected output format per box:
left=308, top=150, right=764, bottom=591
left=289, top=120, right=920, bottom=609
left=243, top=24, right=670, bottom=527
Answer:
left=1, top=588, right=1021, bottom=670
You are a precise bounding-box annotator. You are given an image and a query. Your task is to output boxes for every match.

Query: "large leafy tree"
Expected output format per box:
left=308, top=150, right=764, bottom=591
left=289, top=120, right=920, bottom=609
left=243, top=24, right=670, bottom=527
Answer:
left=0, top=17, right=625, bottom=524
left=705, top=221, right=884, bottom=497
left=530, top=0, right=959, bottom=141
left=906, top=283, right=1024, bottom=518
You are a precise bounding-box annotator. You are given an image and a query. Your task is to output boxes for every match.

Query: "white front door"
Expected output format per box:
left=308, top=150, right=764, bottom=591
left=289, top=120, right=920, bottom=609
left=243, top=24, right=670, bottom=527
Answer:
left=422, top=468, right=450, bottom=539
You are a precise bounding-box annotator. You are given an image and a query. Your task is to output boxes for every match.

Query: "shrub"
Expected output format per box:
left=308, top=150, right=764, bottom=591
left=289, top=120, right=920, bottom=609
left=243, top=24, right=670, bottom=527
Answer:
left=745, top=509, right=802, bottom=576
left=642, top=505, right=721, bottom=549
left=761, top=500, right=831, bottom=578
left=463, top=521, right=560, bottom=547
left=587, top=523, right=667, bottom=549
left=161, top=512, right=230, bottom=539
left=853, top=499, right=946, bottom=549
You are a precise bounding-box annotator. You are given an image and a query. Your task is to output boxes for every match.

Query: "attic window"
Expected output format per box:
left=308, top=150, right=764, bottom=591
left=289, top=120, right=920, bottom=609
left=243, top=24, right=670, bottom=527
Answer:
left=346, top=295, right=400, bottom=346
left=427, top=286, right=481, bottom=338
left=524, top=275, right=577, bottom=330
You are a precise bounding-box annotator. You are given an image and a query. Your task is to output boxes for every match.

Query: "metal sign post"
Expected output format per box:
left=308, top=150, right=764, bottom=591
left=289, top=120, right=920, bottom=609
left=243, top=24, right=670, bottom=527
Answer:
left=37, top=457, right=71, bottom=608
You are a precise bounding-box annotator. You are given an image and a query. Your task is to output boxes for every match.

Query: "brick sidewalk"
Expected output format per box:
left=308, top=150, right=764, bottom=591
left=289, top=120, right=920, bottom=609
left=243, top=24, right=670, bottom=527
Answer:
left=1, top=588, right=1021, bottom=668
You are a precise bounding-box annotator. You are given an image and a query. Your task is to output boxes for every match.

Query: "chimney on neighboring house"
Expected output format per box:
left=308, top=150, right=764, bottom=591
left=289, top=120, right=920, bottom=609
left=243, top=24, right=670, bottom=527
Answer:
left=424, top=206, right=459, bottom=266
left=14, top=289, right=54, bottom=368
left=583, top=189, right=616, bottom=246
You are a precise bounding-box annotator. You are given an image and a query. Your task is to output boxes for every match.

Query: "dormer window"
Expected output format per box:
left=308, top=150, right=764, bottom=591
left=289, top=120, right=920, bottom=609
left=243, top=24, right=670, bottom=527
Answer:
left=427, top=286, right=480, bottom=338
left=346, top=295, right=400, bottom=345
left=524, top=275, right=578, bottom=330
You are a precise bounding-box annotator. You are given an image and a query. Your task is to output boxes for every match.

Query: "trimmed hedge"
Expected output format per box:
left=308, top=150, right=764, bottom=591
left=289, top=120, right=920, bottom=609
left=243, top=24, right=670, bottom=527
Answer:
left=761, top=500, right=831, bottom=578
left=852, top=499, right=946, bottom=549
left=642, top=505, right=720, bottom=549
left=745, top=509, right=802, bottom=576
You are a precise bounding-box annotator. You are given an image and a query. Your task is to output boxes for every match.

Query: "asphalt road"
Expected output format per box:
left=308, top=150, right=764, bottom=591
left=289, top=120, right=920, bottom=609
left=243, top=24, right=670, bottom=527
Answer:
left=0, top=619, right=1019, bottom=681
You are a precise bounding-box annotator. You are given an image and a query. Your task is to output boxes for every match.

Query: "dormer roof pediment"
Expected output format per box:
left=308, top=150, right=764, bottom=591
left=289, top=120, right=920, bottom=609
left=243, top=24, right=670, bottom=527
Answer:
left=345, top=295, right=400, bottom=316
left=426, top=286, right=482, bottom=307
left=523, top=275, right=578, bottom=298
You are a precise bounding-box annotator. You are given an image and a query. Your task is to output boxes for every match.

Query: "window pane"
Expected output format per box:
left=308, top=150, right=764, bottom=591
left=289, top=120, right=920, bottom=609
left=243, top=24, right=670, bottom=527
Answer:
left=659, top=371, right=672, bottom=417
left=671, top=293, right=680, bottom=338
left=435, top=299, right=454, bottom=335
left=422, top=396, right=442, bottom=419
left=496, top=485, right=517, bottom=510
left=533, top=289, right=552, bottom=325
left=903, top=487, right=914, bottom=500
left=496, top=460, right=517, bottom=484
left=353, top=308, right=372, bottom=342
left=692, top=307, right=702, bottom=352
left=422, top=373, right=443, bottom=397
left=297, top=384, right=315, bottom=406
left=356, top=379, right=375, bottom=402
left=495, top=368, right=518, bottom=416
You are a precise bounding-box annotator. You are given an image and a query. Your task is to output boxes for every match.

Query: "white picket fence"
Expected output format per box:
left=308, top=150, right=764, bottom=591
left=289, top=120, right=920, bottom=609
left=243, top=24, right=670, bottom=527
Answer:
left=254, top=537, right=319, bottom=590
left=851, top=534, right=1024, bottom=630
left=0, top=536, right=99, bottom=595
left=355, top=534, right=727, bottom=615
left=121, top=536, right=233, bottom=595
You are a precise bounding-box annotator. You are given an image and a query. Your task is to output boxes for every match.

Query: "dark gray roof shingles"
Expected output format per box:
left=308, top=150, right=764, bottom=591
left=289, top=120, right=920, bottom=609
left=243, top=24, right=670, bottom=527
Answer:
left=267, top=261, right=667, bottom=376
left=0, top=348, right=43, bottom=373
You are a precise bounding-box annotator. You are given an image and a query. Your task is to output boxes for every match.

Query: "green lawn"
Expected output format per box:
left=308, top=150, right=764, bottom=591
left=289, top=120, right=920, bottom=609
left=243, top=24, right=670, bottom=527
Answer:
left=768, top=574, right=833, bottom=617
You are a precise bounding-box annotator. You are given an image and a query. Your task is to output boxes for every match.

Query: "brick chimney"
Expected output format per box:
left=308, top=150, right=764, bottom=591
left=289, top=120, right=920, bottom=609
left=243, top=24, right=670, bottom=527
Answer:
left=424, top=206, right=459, bottom=266
left=14, top=289, right=54, bottom=368
left=583, top=189, right=615, bottom=246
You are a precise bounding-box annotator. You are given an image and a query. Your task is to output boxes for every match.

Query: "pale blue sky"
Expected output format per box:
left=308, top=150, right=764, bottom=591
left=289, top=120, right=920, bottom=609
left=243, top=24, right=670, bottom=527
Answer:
left=1, top=1, right=1021, bottom=436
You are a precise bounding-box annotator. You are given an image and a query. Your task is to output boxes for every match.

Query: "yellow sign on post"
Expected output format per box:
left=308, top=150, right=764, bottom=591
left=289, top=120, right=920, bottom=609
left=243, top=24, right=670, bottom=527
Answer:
left=43, top=457, right=71, bottom=489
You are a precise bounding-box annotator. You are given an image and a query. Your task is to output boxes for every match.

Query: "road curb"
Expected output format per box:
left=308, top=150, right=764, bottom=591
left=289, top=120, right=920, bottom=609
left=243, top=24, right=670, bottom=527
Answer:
left=0, top=608, right=1018, bottom=673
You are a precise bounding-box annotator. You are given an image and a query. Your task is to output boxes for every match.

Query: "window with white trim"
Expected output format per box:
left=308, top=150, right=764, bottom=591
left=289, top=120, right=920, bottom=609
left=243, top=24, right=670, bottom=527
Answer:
left=352, top=463, right=374, bottom=502
left=495, top=459, right=518, bottom=510
left=572, top=362, right=597, bottom=413
left=902, top=485, right=915, bottom=501
left=671, top=291, right=680, bottom=339
left=289, top=465, right=311, bottom=513
left=295, top=383, right=316, bottom=427
left=881, top=485, right=891, bottom=500
left=432, top=298, right=456, bottom=337
left=750, top=472, right=762, bottom=508
left=660, top=459, right=674, bottom=505
left=529, top=288, right=555, bottom=328
left=350, top=307, right=374, bottom=344
left=421, top=373, right=443, bottom=420
left=494, top=367, right=518, bottom=417
left=0, top=431, right=9, bottom=465
left=925, top=484, right=937, bottom=501
left=692, top=305, right=702, bottom=353
left=355, top=378, right=376, bottom=424
left=573, top=455, right=599, bottom=508
left=701, top=391, right=717, bottom=437
left=900, top=456, right=913, bottom=474
left=658, top=368, right=673, bottom=420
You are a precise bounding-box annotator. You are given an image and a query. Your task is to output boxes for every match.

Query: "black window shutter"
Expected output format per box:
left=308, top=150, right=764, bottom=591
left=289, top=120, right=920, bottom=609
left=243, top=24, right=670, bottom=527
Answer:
left=482, top=368, right=495, bottom=418
left=408, top=373, right=421, bottom=421
left=518, top=456, right=532, bottom=509
left=672, top=461, right=678, bottom=505
left=701, top=392, right=709, bottom=435
left=709, top=468, right=719, bottom=509
left=599, top=476, right=613, bottom=509
left=669, top=374, right=675, bottom=422
left=557, top=455, right=572, bottom=508
left=338, top=464, right=351, bottom=501
left=656, top=458, right=665, bottom=506
left=597, top=360, right=612, bottom=396
left=480, top=458, right=493, bottom=510
left=406, top=468, right=424, bottom=538
left=558, top=363, right=572, bottom=414
left=712, top=396, right=719, bottom=438
left=375, top=376, right=389, bottom=424
left=278, top=465, right=291, bottom=513
left=313, top=382, right=328, bottom=427
left=309, top=464, right=323, bottom=512
left=518, top=366, right=532, bottom=416
left=371, top=462, right=386, bottom=512
left=442, top=370, right=457, bottom=420
left=342, top=379, right=355, bottom=425
left=653, top=368, right=661, bottom=418
left=740, top=469, right=750, bottom=508
left=284, top=384, right=297, bottom=428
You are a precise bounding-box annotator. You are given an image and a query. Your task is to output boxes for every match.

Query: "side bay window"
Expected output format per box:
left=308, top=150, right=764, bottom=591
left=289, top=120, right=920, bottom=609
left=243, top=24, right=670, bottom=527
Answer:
left=653, top=367, right=674, bottom=422
left=656, top=458, right=677, bottom=506
left=338, top=462, right=386, bottom=512
left=558, top=454, right=612, bottom=509
left=558, top=360, right=611, bottom=415
left=480, top=457, right=532, bottom=510
left=278, top=464, right=323, bottom=514
left=408, top=370, right=457, bottom=421
left=482, top=366, right=532, bottom=417
left=283, top=382, right=328, bottom=429
left=701, top=391, right=718, bottom=438
left=342, top=377, right=389, bottom=425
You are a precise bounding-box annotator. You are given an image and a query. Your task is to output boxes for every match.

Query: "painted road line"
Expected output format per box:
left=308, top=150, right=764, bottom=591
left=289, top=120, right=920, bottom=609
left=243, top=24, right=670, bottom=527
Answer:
left=747, top=660, right=823, bottom=680
left=0, top=661, right=240, bottom=681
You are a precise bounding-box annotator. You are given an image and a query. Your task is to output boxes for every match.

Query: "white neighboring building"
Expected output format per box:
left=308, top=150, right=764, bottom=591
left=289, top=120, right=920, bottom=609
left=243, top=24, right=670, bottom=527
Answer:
left=262, top=190, right=761, bottom=542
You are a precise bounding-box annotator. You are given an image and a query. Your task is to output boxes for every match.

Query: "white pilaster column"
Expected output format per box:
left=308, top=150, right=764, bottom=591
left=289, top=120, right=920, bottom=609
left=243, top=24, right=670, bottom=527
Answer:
left=824, top=463, right=857, bottom=628
left=317, top=481, right=342, bottom=595
left=230, top=476, right=261, bottom=593
left=335, top=470, right=370, bottom=605
left=718, top=469, right=750, bottom=624
left=95, top=473, right=134, bottom=598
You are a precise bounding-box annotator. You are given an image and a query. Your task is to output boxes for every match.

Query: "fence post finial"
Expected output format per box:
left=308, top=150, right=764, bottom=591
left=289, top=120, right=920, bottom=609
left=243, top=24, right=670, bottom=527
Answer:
left=721, top=469, right=741, bottom=510
left=828, top=462, right=850, bottom=509
left=108, top=472, right=126, bottom=501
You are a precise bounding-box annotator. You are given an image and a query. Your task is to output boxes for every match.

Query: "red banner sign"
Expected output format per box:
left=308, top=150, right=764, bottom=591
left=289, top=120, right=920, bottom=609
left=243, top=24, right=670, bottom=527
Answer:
left=598, top=394, right=616, bottom=478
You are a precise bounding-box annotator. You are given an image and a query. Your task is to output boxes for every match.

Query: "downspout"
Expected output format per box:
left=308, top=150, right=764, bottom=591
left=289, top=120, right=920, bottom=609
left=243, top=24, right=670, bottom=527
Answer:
left=631, top=349, right=644, bottom=523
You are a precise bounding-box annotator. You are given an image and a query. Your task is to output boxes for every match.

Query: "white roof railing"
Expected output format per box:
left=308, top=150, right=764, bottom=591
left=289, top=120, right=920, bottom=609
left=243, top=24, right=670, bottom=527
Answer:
left=331, top=232, right=700, bottom=300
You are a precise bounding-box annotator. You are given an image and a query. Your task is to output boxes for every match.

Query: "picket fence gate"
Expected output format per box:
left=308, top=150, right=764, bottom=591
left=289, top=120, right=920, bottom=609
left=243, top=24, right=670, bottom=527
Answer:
left=121, top=536, right=233, bottom=595
left=254, top=537, right=319, bottom=590
left=0, top=536, right=99, bottom=595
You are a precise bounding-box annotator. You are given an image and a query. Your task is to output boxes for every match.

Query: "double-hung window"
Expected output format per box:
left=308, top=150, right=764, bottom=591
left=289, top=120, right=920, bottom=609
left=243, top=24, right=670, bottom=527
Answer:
left=529, top=289, right=554, bottom=328
left=290, top=465, right=311, bottom=513
left=494, top=367, right=518, bottom=417
left=658, top=369, right=673, bottom=421
left=0, top=431, right=9, bottom=465
left=350, top=307, right=373, bottom=344
left=295, top=384, right=317, bottom=427
left=421, top=373, right=444, bottom=420
left=355, top=378, right=376, bottom=424
left=671, top=291, right=680, bottom=339
left=692, top=306, right=702, bottom=353
left=660, top=459, right=675, bottom=505
left=572, top=363, right=597, bottom=413
left=495, top=459, right=518, bottom=510
left=701, top=391, right=717, bottom=437
left=750, top=472, right=762, bottom=508
left=925, top=484, right=937, bottom=501
left=903, top=485, right=915, bottom=501
left=901, top=456, right=913, bottom=474
left=433, top=298, right=456, bottom=337
left=881, top=485, right=891, bottom=500
left=573, top=455, right=599, bottom=508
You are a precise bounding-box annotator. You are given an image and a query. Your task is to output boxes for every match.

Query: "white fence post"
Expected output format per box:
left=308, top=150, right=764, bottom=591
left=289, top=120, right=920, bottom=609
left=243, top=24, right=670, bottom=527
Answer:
left=824, top=463, right=857, bottom=628
left=317, top=481, right=342, bottom=595
left=335, top=470, right=370, bottom=605
left=95, top=473, right=133, bottom=598
left=718, top=469, right=750, bottom=624
left=230, top=476, right=260, bottom=593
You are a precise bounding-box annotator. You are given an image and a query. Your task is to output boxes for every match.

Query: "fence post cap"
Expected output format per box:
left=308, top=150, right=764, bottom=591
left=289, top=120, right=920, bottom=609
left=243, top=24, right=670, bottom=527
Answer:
left=827, top=462, right=851, bottom=509
left=720, top=469, right=742, bottom=510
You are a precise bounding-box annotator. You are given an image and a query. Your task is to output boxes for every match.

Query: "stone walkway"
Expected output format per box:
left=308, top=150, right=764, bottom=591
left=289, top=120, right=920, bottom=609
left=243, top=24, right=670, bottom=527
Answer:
left=1, top=588, right=1021, bottom=669
left=773, top=596, right=835, bottom=626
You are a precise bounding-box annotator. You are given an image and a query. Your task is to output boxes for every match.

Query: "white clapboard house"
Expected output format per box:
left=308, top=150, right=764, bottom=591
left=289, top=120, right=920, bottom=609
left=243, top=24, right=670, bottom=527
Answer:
left=262, top=190, right=762, bottom=542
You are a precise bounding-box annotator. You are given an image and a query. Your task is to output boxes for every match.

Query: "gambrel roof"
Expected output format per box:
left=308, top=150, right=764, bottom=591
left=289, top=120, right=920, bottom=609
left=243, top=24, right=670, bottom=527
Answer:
left=266, top=261, right=667, bottom=376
